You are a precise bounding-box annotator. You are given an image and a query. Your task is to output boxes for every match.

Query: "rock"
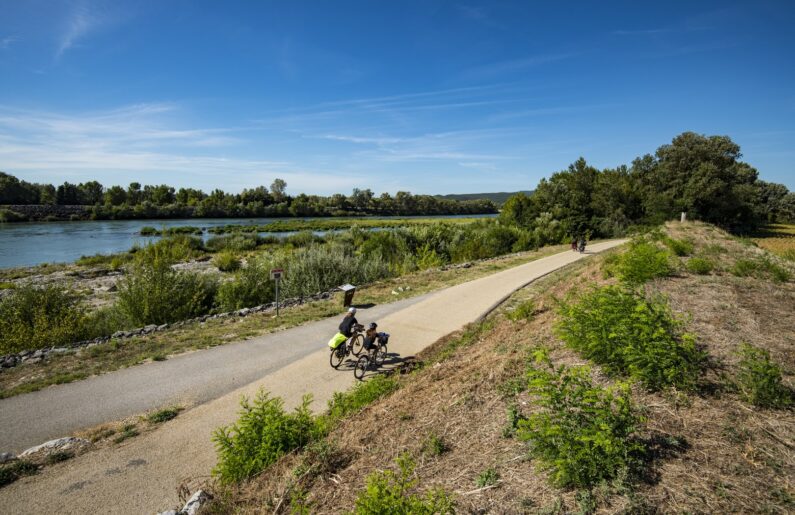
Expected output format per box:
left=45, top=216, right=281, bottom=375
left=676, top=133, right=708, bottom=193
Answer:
left=32, top=349, right=44, bottom=359
left=19, top=437, right=91, bottom=465
left=25, top=357, right=42, bottom=364
left=391, top=290, right=399, bottom=295
left=182, top=490, right=212, bottom=515
left=156, top=511, right=178, bottom=515
left=111, top=331, right=125, bottom=339
left=51, top=347, right=70, bottom=354
left=106, top=284, right=118, bottom=292
left=143, top=324, right=158, bottom=333
left=0, top=452, right=16, bottom=464
left=157, top=324, right=168, bottom=331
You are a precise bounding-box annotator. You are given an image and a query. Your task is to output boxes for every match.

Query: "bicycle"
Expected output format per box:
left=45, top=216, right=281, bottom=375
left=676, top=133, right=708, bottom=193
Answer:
left=329, top=324, right=365, bottom=369
left=353, top=332, right=389, bottom=380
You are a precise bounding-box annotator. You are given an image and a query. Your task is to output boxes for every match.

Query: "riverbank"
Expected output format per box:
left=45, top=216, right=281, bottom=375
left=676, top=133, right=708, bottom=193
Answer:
left=0, top=214, right=496, bottom=270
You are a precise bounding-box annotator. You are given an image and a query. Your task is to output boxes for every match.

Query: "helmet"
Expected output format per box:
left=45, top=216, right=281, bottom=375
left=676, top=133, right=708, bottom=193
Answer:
left=369, top=322, right=377, bottom=329
left=348, top=307, right=357, bottom=314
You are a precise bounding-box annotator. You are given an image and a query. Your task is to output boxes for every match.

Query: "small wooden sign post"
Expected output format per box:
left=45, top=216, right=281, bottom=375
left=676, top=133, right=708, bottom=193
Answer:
left=270, top=268, right=284, bottom=316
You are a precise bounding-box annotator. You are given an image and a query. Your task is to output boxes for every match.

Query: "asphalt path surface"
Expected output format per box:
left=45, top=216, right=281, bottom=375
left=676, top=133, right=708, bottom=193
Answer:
left=0, top=241, right=624, bottom=514
left=0, top=294, right=430, bottom=453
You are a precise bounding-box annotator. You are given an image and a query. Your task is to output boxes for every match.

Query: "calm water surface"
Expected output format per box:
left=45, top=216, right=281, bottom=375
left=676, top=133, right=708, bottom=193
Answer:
left=0, top=215, right=495, bottom=269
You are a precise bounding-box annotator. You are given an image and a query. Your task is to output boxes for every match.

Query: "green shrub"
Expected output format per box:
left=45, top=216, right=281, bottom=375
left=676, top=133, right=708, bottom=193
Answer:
left=352, top=453, right=455, bottom=514
left=76, top=252, right=132, bottom=268
left=507, top=299, right=536, bottom=322
left=216, top=256, right=274, bottom=311
left=475, top=468, right=500, bottom=488
left=134, top=235, right=204, bottom=264
left=685, top=257, right=715, bottom=275
left=279, top=245, right=391, bottom=299
left=285, top=230, right=321, bottom=248
left=556, top=286, right=704, bottom=390
left=517, top=352, right=644, bottom=488
left=422, top=433, right=448, bottom=457
left=212, top=390, right=320, bottom=483
left=0, top=281, right=15, bottom=290
left=147, top=407, right=181, bottom=424
left=663, top=237, right=694, bottom=256
left=139, top=226, right=159, bottom=236
left=213, top=251, right=241, bottom=272
left=731, top=258, right=758, bottom=277
left=609, top=241, right=674, bottom=285
left=731, top=257, right=792, bottom=282
left=0, top=460, right=37, bottom=487
left=415, top=243, right=444, bottom=270
left=116, top=253, right=217, bottom=326
left=325, top=374, right=399, bottom=427
left=205, top=233, right=260, bottom=252
left=0, top=285, right=90, bottom=354
left=0, top=209, right=28, bottom=222
left=736, top=343, right=792, bottom=409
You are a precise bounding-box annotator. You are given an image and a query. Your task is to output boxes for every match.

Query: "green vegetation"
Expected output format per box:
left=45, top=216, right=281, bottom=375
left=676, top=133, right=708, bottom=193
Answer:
left=212, top=251, right=240, bottom=272
left=212, top=391, right=321, bottom=483
left=0, top=208, right=28, bottom=222
left=499, top=133, right=795, bottom=239
left=731, top=256, right=792, bottom=282
left=324, top=374, right=399, bottom=427
left=113, top=424, right=139, bottom=444
left=606, top=240, right=674, bottom=285
left=421, top=433, right=449, bottom=457
left=116, top=249, right=217, bottom=326
left=507, top=299, right=536, bottom=322
left=209, top=216, right=483, bottom=234
left=686, top=257, right=715, bottom=275
left=0, top=285, right=91, bottom=354
left=0, top=172, right=495, bottom=221
left=75, top=252, right=133, bottom=268
left=146, top=407, right=182, bottom=424
left=517, top=351, right=644, bottom=488
left=352, top=453, right=455, bottom=514
left=736, top=343, right=792, bottom=409
left=663, top=237, right=694, bottom=256
left=0, top=460, right=38, bottom=488
left=556, top=285, right=704, bottom=390
left=475, top=468, right=500, bottom=488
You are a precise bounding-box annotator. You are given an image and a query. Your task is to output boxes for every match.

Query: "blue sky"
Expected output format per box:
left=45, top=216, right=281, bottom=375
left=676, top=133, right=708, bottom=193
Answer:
left=1, top=0, right=793, bottom=195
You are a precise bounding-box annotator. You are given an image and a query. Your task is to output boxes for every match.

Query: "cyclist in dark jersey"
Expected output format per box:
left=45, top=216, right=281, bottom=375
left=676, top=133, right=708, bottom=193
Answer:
left=338, top=307, right=358, bottom=337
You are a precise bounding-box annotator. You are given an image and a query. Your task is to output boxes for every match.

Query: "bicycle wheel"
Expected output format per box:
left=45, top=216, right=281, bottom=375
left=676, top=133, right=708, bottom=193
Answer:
left=329, top=346, right=345, bottom=369
left=353, top=355, right=369, bottom=380
left=350, top=334, right=365, bottom=356
left=375, top=343, right=388, bottom=366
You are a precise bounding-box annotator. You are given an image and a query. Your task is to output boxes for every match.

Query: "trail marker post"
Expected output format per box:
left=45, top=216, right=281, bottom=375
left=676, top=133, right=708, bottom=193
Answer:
left=270, top=268, right=284, bottom=316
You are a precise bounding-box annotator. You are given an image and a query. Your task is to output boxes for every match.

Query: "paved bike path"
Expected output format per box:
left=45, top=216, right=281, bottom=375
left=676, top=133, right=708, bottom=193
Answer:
left=0, top=241, right=624, bottom=514
left=0, top=294, right=430, bottom=454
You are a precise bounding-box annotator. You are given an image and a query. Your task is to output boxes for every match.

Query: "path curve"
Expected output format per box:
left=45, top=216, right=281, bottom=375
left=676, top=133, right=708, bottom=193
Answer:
left=0, top=241, right=624, bottom=514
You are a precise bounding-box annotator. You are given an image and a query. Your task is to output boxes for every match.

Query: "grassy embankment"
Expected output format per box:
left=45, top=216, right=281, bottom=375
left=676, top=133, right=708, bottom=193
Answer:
left=200, top=221, right=794, bottom=514
left=0, top=243, right=569, bottom=399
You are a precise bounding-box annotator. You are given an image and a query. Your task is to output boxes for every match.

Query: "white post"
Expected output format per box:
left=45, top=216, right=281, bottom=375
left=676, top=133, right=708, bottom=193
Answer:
left=681, top=212, right=687, bottom=223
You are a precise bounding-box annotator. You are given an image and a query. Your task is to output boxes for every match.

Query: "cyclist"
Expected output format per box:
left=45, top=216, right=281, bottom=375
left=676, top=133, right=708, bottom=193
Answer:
left=338, top=307, right=358, bottom=337
left=363, top=322, right=379, bottom=352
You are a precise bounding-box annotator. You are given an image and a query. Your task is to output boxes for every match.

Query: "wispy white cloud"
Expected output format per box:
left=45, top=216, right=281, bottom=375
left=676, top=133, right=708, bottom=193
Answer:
left=0, top=103, right=358, bottom=192
left=460, top=53, right=577, bottom=81
left=0, top=35, right=19, bottom=50
left=56, top=2, right=100, bottom=58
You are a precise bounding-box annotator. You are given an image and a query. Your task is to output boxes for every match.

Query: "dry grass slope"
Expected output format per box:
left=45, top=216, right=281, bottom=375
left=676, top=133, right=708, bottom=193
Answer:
left=205, top=222, right=794, bottom=514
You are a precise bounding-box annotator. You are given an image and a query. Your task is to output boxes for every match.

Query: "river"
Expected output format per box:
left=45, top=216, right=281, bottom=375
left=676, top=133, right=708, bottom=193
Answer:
left=0, top=215, right=495, bottom=269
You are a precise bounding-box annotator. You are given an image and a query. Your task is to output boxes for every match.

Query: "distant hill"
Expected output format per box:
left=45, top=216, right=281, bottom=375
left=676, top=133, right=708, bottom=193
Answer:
left=435, top=191, right=533, bottom=206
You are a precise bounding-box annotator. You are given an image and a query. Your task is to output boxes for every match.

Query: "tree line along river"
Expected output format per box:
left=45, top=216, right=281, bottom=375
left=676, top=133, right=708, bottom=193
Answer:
left=0, top=214, right=496, bottom=269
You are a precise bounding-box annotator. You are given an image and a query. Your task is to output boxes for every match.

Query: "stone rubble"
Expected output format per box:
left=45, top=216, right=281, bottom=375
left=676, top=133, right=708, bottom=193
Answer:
left=157, top=489, right=212, bottom=515
left=18, top=437, right=91, bottom=465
